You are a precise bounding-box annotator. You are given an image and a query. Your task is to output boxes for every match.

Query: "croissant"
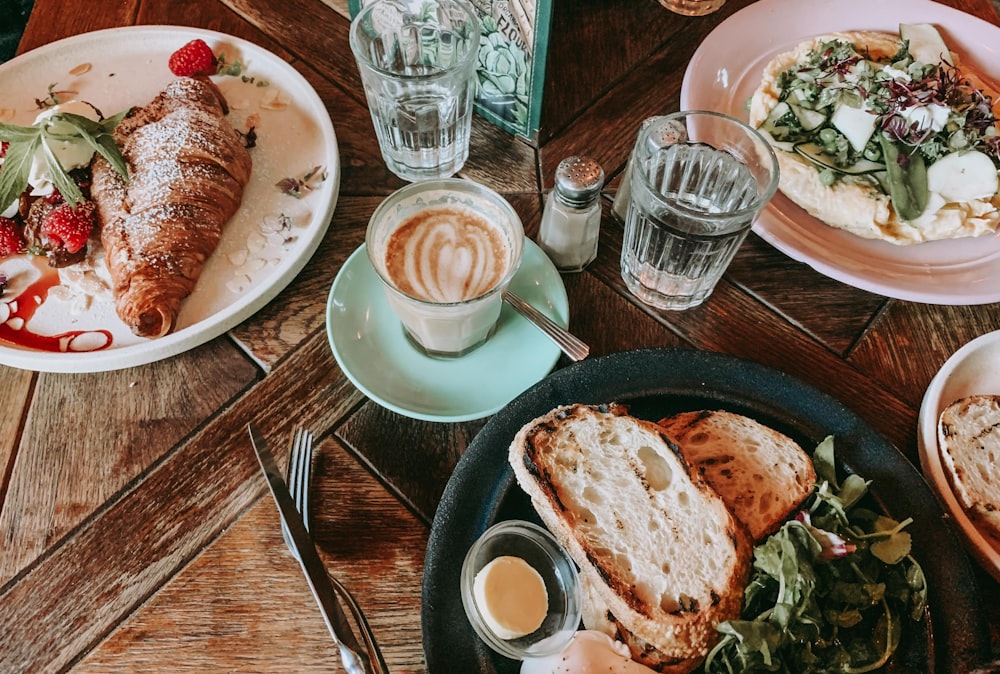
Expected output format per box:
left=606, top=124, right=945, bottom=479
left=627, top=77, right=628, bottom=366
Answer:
left=91, top=77, right=252, bottom=337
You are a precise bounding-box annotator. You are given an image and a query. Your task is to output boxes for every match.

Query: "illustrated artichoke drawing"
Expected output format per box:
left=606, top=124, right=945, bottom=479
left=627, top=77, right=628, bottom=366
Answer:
left=476, top=14, right=530, bottom=128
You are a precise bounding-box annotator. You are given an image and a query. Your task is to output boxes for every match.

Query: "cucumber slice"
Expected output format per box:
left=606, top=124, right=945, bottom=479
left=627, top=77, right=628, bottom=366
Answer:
left=926, top=150, right=999, bottom=202
left=757, top=128, right=796, bottom=153
left=793, top=142, right=885, bottom=175
left=790, top=104, right=827, bottom=131
left=831, top=102, right=878, bottom=152
left=900, top=23, right=951, bottom=66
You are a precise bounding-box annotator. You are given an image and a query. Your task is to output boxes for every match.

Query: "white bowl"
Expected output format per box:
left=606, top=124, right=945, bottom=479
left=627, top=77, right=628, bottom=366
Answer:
left=917, top=329, right=1000, bottom=582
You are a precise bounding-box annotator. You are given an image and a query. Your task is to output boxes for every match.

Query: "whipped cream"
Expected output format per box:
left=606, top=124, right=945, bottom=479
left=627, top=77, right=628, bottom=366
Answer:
left=520, top=631, right=658, bottom=674
left=26, top=100, right=102, bottom=198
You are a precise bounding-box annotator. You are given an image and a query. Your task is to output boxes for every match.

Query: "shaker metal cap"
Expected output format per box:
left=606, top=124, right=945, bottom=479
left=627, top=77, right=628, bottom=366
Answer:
left=644, top=117, right=688, bottom=152
left=553, top=156, right=605, bottom=207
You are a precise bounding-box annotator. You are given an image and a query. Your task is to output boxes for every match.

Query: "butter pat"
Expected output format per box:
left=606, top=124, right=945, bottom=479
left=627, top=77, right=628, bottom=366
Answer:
left=472, top=555, right=547, bottom=640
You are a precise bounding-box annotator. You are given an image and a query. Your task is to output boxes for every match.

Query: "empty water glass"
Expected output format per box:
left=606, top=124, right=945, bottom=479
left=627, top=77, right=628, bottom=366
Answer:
left=349, top=0, right=481, bottom=182
left=620, top=110, right=780, bottom=310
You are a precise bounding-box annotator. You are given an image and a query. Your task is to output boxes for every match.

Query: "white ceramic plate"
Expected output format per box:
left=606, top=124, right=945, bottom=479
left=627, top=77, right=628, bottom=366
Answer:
left=0, top=26, right=340, bottom=372
left=681, top=0, right=1000, bottom=305
left=918, top=330, right=1000, bottom=582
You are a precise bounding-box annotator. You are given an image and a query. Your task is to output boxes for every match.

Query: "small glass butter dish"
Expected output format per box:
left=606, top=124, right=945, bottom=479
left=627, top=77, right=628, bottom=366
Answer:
left=460, top=519, right=582, bottom=660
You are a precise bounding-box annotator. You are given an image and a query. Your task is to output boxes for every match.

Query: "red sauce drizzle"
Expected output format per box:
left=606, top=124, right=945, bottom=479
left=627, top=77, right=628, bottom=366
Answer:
left=0, top=264, right=114, bottom=353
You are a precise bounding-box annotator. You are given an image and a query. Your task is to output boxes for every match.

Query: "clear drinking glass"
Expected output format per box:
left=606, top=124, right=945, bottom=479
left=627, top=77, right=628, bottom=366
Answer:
left=349, top=0, right=481, bottom=182
left=657, top=0, right=726, bottom=16
left=620, top=110, right=779, bottom=310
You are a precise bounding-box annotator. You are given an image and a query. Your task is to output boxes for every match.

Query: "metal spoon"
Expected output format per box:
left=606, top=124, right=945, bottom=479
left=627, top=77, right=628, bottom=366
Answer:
left=502, top=290, right=590, bottom=361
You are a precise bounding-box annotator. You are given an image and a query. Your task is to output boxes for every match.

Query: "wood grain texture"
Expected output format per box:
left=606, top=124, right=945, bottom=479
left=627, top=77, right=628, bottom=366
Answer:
left=0, top=368, right=33, bottom=504
left=850, top=302, right=1000, bottom=408
left=75, top=438, right=427, bottom=673
left=0, top=339, right=257, bottom=585
left=0, top=333, right=363, bottom=673
left=725, top=235, right=889, bottom=355
left=5, top=0, right=1000, bottom=671
left=17, top=1, right=139, bottom=53
left=537, top=0, right=713, bottom=145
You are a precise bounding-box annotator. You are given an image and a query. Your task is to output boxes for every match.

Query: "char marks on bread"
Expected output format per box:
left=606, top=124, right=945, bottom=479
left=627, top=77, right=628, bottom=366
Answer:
left=657, top=410, right=816, bottom=542
left=508, top=403, right=753, bottom=673
left=938, top=394, right=1000, bottom=545
left=90, top=76, right=252, bottom=337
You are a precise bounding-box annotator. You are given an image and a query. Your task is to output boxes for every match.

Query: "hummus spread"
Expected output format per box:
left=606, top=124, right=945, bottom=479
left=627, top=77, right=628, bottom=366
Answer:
left=749, top=31, right=1000, bottom=245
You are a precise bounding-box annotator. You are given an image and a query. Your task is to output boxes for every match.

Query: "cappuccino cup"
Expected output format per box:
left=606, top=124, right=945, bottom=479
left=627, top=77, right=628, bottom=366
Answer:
left=366, top=179, right=525, bottom=357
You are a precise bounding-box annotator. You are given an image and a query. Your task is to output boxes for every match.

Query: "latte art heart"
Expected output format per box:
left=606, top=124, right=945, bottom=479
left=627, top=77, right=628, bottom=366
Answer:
left=386, top=206, right=510, bottom=303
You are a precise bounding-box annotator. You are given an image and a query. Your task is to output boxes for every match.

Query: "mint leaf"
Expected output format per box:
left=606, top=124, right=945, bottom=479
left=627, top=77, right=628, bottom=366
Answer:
left=0, top=121, right=42, bottom=144
left=0, top=131, right=40, bottom=212
left=0, top=106, right=130, bottom=211
left=40, top=139, right=84, bottom=205
left=91, top=133, right=129, bottom=180
left=62, top=110, right=130, bottom=182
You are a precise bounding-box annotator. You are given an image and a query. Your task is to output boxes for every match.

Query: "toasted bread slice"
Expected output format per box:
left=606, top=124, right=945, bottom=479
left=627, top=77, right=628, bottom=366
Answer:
left=938, top=395, right=1000, bottom=545
left=508, top=404, right=752, bottom=671
left=658, top=410, right=816, bottom=542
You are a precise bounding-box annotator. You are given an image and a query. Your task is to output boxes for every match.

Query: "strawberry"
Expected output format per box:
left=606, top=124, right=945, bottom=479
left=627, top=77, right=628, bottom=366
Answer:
left=1, top=141, right=8, bottom=159
left=168, top=39, right=217, bottom=77
left=41, top=201, right=96, bottom=254
left=0, top=217, right=24, bottom=257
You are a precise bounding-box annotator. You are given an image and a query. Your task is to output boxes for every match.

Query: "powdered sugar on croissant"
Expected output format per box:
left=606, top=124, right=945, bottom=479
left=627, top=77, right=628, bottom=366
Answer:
left=91, top=77, right=252, bottom=337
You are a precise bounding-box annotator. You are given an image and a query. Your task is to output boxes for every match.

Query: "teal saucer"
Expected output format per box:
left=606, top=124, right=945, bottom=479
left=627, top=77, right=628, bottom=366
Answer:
left=326, top=240, right=568, bottom=422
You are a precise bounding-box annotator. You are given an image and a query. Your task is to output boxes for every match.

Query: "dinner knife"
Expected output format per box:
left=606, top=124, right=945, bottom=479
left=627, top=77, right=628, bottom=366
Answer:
left=247, top=424, right=381, bottom=674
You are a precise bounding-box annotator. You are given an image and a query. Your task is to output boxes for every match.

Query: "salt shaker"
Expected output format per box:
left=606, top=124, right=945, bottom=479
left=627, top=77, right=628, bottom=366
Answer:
left=538, top=156, right=605, bottom=273
left=612, top=116, right=663, bottom=223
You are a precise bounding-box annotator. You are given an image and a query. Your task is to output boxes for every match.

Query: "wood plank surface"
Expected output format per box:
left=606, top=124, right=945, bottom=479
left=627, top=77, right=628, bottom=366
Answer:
left=3, top=0, right=1000, bottom=671
left=0, top=340, right=259, bottom=585
left=75, top=438, right=427, bottom=673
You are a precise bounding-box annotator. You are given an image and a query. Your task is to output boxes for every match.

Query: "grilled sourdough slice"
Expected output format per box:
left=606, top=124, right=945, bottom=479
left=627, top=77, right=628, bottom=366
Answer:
left=938, top=395, right=1000, bottom=545
left=508, top=404, right=752, bottom=673
left=658, top=410, right=816, bottom=542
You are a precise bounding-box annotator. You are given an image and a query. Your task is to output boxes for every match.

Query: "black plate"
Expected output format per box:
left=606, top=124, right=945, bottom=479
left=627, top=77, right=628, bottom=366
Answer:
left=421, top=348, right=989, bottom=674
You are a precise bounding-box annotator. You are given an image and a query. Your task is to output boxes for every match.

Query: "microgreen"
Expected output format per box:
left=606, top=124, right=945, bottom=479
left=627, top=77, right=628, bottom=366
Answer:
left=704, top=436, right=928, bottom=674
left=0, top=108, right=130, bottom=211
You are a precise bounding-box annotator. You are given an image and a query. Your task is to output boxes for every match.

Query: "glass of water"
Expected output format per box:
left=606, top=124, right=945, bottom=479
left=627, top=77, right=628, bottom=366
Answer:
left=620, top=110, right=779, bottom=310
left=349, top=0, right=481, bottom=182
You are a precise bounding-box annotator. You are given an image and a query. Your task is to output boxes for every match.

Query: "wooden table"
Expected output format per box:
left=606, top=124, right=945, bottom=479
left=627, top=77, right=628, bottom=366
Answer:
left=3, top=0, right=1000, bottom=671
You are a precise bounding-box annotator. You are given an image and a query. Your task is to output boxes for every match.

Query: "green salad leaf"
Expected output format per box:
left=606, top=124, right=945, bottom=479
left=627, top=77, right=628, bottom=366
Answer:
left=703, top=436, right=928, bottom=674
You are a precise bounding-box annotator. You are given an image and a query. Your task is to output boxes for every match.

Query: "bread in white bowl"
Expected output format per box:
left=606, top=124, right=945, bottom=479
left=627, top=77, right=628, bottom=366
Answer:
left=938, top=394, right=1000, bottom=546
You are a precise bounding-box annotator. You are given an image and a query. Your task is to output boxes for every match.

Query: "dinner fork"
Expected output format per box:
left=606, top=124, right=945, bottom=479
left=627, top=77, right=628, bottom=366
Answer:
left=281, top=427, right=313, bottom=554
left=281, top=428, right=389, bottom=674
